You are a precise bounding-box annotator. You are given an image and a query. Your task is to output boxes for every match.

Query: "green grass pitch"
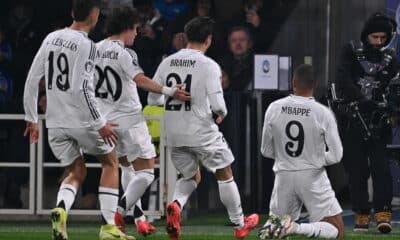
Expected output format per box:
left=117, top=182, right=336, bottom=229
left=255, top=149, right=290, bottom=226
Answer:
left=0, top=213, right=399, bottom=240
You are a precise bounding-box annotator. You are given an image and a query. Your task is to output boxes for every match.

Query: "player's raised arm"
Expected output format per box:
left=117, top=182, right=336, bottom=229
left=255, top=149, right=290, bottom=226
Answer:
left=23, top=37, right=48, bottom=143
left=323, top=109, right=343, bottom=165
left=260, top=104, right=275, bottom=159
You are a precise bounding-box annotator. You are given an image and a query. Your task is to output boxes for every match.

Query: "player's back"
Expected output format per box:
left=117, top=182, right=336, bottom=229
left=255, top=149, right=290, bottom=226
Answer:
left=154, top=49, right=222, bottom=147
left=94, top=40, right=143, bottom=126
left=266, top=95, right=335, bottom=171
left=42, top=28, right=97, bottom=128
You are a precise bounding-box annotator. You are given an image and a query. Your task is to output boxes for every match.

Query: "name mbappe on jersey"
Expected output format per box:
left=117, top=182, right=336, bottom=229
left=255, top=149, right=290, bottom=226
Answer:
left=281, top=106, right=311, bottom=117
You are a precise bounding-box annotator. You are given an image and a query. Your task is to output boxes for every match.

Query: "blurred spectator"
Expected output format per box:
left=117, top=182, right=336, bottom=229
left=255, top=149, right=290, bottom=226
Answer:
left=7, top=1, right=43, bottom=108
left=213, top=0, right=243, bottom=24
left=242, top=0, right=271, bottom=53
left=133, top=3, right=169, bottom=76
left=132, top=2, right=169, bottom=106
left=167, top=0, right=224, bottom=58
left=168, top=0, right=214, bottom=34
left=101, top=0, right=133, bottom=17
left=0, top=27, right=13, bottom=111
left=153, top=0, right=189, bottom=21
left=219, top=26, right=254, bottom=91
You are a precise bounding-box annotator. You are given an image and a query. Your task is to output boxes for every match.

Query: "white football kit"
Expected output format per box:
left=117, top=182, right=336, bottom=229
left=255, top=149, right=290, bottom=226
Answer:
left=261, top=95, right=343, bottom=222
left=94, top=39, right=155, bottom=161
left=149, top=48, right=233, bottom=177
left=23, top=28, right=112, bottom=165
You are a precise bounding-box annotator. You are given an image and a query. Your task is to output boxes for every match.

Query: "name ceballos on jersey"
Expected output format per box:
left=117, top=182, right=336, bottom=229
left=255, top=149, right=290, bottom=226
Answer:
left=49, top=37, right=78, bottom=52
left=170, top=59, right=196, bottom=67
left=281, top=106, right=311, bottom=117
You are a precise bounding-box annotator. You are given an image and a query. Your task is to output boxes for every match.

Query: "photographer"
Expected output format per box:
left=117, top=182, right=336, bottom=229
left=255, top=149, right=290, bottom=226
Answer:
left=335, top=13, right=398, bottom=234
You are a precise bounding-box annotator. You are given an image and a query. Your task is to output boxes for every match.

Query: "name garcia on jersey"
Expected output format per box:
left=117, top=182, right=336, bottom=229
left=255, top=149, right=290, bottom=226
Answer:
left=281, top=106, right=311, bottom=117
left=96, top=50, right=119, bottom=60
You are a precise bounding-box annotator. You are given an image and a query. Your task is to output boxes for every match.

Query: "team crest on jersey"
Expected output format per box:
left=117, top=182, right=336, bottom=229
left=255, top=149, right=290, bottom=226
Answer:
left=85, top=61, right=94, bottom=73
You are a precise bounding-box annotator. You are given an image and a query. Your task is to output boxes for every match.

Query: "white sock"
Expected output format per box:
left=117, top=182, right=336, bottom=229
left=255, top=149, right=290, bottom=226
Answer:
left=218, top=178, right=244, bottom=228
left=119, top=165, right=143, bottom=218
left=120, top=165, right=135, bottom=191
left=56, top=184, right=77, bottom=213
left=294, top=222, right=338, bottom=239
left=99, top=187, right=119, bottom=225
left=122, top=169, right=154, bottom=212
left=172, top=178, right=197, bottom=209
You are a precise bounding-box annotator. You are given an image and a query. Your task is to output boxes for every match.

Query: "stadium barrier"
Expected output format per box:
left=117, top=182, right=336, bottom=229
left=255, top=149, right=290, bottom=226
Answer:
left=0, top=114, right=176, bottom=217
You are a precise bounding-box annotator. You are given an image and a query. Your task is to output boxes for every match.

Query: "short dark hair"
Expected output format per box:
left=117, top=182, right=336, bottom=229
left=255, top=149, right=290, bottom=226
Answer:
left=72, top=0, right=100, bottom=21
left=184, top=16, right=215, bottom=43
left=293, top=64, right=315, bottom=89
left=228, top=26, right=252, bottom=42
left=105, top=7, right=138, bottom=36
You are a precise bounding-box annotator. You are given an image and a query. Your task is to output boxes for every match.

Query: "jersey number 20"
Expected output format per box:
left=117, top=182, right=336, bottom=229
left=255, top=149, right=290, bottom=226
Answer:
left=285, top=120, right=304, bottom=157
left=94, top=66, right=122, bottom=101
left=165, top=73, right=191, bottom=111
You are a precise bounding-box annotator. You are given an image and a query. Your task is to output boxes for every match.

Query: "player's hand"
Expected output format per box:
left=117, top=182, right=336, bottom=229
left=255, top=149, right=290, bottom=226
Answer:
left=98, top=122, right=118, bottom=146
left=23, top=121, right=39, bottom=144
left=173, top=84, right=191, bottom=101
left=215, top=116, right=224, bottom=124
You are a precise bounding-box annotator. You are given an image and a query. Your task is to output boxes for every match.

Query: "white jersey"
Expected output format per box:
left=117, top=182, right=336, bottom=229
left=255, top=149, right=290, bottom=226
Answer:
left=24, top=28, right=105, bottom=130
left=152, top=48, right=226, bottom=147
left=94, top=39, right=144, bottom=128
left=261, top=95, right=343, bottom=172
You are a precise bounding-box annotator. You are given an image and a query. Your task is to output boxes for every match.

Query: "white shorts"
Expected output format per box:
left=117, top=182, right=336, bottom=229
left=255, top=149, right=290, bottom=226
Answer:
left=270, top=169, right=342, bottom=222
left=114, top=121, right=156, bottom=162
left=48, top=128, right=113, bottom=166
left=171, top=136, right=234, bottom=179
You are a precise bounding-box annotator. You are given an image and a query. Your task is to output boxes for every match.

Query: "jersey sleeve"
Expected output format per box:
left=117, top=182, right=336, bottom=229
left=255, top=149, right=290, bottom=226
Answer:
left=323, top=108, right=343, bottom=165
left=120, top=48, right=144, bottom=80
left=261, top=104, right=275, bottom=159
left=205, top=62, right=227, bottom=117
left=23, top=37, right=47, bottom=123
left=147, top=60, right=165, bottom=105
left=73, top=41, right=106, bottom=130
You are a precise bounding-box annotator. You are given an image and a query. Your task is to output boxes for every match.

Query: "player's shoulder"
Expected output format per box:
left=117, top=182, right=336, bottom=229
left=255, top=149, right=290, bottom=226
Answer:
left=271, top=96, right=291, bottom=107
left=124, top=47, right=138, bottom=59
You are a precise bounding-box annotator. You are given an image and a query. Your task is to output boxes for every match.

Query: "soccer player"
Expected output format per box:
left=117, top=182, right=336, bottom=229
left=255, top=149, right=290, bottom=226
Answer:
left=258, top=64, right=345, bottom=239
left=148, top=16, right=259, bottom=240
left=23, top=1, right=134, bottom=240
left=94, top=7, right=190, bottom=236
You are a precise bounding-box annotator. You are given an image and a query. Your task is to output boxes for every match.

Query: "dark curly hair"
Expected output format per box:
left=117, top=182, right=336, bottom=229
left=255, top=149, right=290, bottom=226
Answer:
left=105, top=7, right=139, bottom=36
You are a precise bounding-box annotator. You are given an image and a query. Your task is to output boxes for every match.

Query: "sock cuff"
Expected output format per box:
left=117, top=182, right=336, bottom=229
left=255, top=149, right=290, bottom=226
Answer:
left=60, top=184, right=77, bottom=195
left=218, top=177, right=234, bottom=184
left=99, top=187, right=119, bottom=196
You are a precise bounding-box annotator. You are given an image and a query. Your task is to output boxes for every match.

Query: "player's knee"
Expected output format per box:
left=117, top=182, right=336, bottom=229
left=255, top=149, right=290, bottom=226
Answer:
left=192, top=170, right=201, bottom=184
left=321, top=215, right=345, bottom=239
left=215, top=165, right=233, bottom=181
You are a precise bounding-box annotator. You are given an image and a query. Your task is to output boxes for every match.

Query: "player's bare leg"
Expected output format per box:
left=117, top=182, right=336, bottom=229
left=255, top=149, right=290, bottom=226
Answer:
left=215, top=165, right=259, bottom=239
left=97, top=150, right=135, bottom=240
left=52, top=156, right=86, bottom=240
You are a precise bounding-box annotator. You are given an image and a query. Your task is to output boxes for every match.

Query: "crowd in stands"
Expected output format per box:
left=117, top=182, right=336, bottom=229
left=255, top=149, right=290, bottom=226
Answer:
left=0, top=0, right=297, bottom=113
